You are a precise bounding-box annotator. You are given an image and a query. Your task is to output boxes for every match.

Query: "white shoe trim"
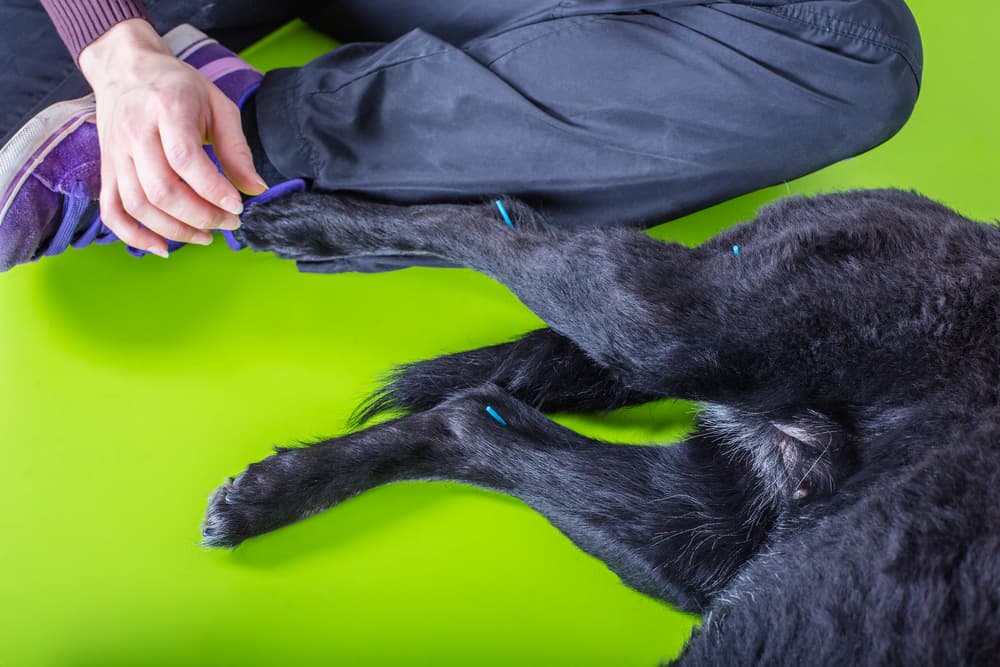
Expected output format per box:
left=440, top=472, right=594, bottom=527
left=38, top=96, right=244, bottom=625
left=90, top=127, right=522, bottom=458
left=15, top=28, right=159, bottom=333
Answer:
left=0, top=95, right=96, bottom=226
left=163, top=24, right=214, bottom=58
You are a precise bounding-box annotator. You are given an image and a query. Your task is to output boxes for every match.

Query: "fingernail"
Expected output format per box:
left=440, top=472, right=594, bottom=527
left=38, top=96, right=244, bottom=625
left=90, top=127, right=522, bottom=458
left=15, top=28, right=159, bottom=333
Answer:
left=221, top=196, right=244, bottom=215
left=149, top=247, right=169, bottom=259
left=194, top=233, right=214, bottom=246
left=253, top=176, right=269, bottom=192
left=221, top=216, right=241, bottom=231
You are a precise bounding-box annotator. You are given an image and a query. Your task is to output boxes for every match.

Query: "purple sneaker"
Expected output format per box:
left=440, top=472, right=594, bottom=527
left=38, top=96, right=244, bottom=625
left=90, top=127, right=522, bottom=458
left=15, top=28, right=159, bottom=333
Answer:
left=0, top=24, right=288, bottom=272
left=0, top=95, right=100, bottom=271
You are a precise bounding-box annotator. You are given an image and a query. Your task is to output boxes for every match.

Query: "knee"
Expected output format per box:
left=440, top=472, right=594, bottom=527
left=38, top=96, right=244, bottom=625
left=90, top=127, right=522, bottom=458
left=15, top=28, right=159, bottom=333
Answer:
left=849, top=0, right=924, bottom=145
left=854, top=67, right=919, bottom=154
left=748, top=0, right=923, bottom=152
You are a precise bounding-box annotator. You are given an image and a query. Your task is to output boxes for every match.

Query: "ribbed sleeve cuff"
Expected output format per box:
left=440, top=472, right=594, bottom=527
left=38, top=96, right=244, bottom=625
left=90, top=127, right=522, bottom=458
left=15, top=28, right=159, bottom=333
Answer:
left=40, top=0, right=152, bottom=63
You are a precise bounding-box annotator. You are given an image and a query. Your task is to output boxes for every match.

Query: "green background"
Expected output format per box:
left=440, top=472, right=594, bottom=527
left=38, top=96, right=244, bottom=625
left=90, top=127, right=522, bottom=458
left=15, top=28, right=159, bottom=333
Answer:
left=1, top=3, right=997, bottom=665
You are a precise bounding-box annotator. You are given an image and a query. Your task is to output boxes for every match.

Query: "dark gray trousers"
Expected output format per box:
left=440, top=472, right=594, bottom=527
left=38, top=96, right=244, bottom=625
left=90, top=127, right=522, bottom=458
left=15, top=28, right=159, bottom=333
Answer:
left=2, top=0, right=922, bottom=272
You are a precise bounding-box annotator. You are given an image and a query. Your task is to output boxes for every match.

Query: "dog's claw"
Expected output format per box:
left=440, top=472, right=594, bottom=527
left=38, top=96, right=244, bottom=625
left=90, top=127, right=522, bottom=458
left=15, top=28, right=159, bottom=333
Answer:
left=201, top=476, right=246, bottom=549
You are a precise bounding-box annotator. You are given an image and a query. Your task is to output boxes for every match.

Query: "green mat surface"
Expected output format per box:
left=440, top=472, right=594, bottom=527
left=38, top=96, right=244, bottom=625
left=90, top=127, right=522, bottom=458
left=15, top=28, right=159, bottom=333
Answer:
left=1, top=4, right=997, bottom=665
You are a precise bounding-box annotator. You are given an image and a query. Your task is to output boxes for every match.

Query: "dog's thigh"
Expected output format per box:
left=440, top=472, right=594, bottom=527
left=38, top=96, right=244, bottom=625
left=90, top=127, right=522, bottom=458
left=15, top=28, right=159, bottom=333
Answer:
left=203, top=384, right=765, bottom=611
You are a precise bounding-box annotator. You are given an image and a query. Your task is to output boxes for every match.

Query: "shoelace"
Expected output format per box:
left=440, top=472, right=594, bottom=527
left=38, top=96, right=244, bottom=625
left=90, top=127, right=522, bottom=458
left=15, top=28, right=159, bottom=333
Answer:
left=41, top=181, right=184, bottom=258
left=42, top=183, right=102, bottom=256
left=221, top=178, right=307, bottom=250
left=40, top=178, right=305, bottom=257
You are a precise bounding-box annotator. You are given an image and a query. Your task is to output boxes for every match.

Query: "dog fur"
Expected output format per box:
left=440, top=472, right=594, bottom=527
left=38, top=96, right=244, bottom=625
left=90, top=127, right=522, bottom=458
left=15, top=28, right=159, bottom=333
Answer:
left=202, top=189, right=1000, bottom=665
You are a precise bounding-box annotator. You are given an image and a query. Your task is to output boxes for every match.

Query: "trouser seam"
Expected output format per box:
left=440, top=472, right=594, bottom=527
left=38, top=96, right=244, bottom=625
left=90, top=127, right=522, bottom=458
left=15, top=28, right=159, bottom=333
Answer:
left=484, top=16, right=601, bottom=68
left=302, top=47, right=451, bottom=100
left=753, top=4, right=921, bottom=87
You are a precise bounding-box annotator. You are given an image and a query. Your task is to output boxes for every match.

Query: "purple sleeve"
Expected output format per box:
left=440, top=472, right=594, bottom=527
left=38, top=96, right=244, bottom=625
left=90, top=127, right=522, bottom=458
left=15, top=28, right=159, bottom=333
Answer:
left=40, top=0, right=152, bottom=63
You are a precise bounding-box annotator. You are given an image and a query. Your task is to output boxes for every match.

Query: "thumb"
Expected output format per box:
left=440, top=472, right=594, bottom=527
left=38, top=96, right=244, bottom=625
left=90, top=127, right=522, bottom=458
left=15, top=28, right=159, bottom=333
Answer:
left=208, top=91, right=268, bottom=196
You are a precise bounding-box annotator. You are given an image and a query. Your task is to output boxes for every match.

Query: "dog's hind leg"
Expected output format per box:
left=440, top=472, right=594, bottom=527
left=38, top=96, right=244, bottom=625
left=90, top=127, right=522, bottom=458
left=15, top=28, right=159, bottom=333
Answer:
left=356, top=327, right=663, bottom=424
left=239, top=194, right=729, bottom=399
left=240, top=190, right=993, bottom=410
left=203, top=384, right=767, bottom=612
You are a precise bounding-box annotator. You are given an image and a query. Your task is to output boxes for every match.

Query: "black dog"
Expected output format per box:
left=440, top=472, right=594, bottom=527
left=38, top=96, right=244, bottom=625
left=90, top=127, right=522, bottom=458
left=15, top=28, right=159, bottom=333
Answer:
left=203, top=189, right=999, bottom=665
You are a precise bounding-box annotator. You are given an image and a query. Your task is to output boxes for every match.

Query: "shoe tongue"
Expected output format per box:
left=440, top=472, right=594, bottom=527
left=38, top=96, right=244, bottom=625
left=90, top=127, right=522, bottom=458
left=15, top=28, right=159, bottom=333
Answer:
left=31, top=121, right=101, bottom=196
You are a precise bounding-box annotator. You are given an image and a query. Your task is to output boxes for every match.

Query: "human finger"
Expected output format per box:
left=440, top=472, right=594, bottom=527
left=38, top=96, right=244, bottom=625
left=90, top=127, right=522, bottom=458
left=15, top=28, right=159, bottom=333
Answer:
left=159, top=117, right=245, bottom=221
left=132, top=130, right=240, bottom=232
left=116, top=152, right=215, bottom=246
left=207, top=90, right=268, bottom=196
left=98, top=170, right=170, bottom=258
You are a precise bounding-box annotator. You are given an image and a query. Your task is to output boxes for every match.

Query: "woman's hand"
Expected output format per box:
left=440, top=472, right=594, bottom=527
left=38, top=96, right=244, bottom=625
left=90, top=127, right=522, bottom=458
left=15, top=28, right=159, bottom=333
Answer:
left=79, top=19, right=267, bottom=257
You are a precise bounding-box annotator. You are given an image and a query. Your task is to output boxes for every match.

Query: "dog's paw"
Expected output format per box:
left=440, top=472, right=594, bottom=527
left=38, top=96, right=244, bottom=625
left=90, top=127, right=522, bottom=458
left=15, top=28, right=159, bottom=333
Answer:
left=237, top=196, right=317, bottom=259
left=201, top=456, right=302, bottom=548
left=202, top=472, right=271, bottom=549
left=202, top=477, right=247, bottom=548
left=238, top=192, right=349, bottom=261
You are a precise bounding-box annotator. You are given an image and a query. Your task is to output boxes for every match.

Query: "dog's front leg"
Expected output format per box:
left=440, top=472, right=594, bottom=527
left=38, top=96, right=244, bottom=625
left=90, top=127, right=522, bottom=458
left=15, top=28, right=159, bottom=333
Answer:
left=240, top=194, right=718, bottom=397
left=203, top=384, right=765, bottom=612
